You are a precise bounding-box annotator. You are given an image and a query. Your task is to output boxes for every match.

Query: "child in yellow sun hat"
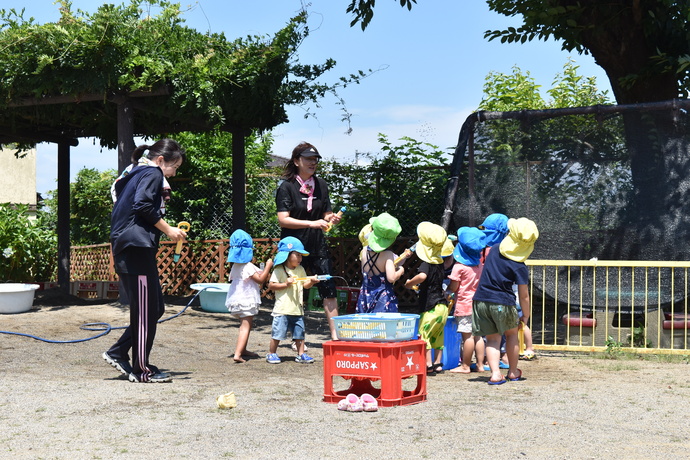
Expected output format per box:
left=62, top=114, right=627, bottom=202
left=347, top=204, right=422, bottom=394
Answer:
left=472, top=217, right=539, bottom=385
left=404, top=222, right=449, bottom=375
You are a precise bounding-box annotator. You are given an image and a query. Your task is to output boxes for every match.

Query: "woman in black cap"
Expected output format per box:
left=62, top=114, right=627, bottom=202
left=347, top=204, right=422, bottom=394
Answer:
left=276, top=142, right=341, bottom=341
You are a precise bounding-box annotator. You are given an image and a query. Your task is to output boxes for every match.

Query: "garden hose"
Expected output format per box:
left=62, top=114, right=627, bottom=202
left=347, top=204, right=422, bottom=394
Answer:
left=0, top=288, right=205, bottom=344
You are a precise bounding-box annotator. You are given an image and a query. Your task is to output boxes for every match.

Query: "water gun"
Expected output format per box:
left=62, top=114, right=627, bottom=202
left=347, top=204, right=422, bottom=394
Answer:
left=394, top=234, right=456, bottom=266
left=325, top=206, right=346, bottom=232
left=293, top=275, right=333, bottom=282
left=173, top=221, right=191, bottom=262
left=394, top=243, right=417, bottom=266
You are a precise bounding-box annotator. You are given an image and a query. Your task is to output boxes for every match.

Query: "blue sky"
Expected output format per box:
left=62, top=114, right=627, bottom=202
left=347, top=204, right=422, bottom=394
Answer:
left=5, top=0, right=612, bottom=195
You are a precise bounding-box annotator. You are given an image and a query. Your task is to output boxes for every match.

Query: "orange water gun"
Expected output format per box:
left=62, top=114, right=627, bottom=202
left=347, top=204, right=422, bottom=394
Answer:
left=173, top=221, right=190, bottom=263
left=325, top=206, right=346, bottom=232
left=394, top=243, right=417, bottom=266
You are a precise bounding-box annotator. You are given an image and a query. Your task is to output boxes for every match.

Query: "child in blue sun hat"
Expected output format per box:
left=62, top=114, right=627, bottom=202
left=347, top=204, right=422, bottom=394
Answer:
left=225, top=229, right=274, bottom=363
left=267, top=237, right=318, bottom=364
left=448, top=227, right=486, bottom=374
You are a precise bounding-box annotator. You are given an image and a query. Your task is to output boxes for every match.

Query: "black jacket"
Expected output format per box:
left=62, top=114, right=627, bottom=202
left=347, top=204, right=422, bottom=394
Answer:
left=110, top=166, right=164, bottom=255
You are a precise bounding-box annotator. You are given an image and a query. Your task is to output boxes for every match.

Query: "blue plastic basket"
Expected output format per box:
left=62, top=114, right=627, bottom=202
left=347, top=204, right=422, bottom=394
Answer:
left=333, top=313, right=420, bottom=342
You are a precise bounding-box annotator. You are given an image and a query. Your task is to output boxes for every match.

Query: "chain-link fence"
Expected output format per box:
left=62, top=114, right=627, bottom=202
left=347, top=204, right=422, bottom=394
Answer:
left=165, top=163, right=449, bottom=241
left=449, top=101, right=690, bottom=262
left=445, top=99, right=690, bottom=309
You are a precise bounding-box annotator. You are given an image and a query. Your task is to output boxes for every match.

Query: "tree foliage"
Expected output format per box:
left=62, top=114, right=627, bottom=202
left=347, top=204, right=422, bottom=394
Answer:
left=321, top=134, right=450, bottom=237
left=347, top=0, right=690, bottom=104
left=472, top=61, right=630, bottom=231
left=165, top=130, right=277, bottom=241
left=483, top=0, right=690, bottom=103
left=346, top=0, right=417, bottom=30
left=0, top=1, right=364, bottom=149
left=0, top=204, right=57, bottom=282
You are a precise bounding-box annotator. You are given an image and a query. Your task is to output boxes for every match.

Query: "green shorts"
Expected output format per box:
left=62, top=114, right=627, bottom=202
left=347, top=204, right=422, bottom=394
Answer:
left=472, top=301, right=518, bottom=336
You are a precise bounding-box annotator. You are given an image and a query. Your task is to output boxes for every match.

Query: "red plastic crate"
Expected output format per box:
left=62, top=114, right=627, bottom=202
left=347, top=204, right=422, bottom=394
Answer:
left=323, top=339, right=427, bottom=407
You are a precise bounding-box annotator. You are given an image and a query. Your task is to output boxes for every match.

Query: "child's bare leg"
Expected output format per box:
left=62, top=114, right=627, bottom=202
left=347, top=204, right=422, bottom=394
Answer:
left=474, top=336, right=485, bottom=369
left=523, top=324, right=535, bottom=354
left=504, top=328, right=521, bottom=380
left=323, top=297, right=339, bottom=340
left=294, top=339, right=305, bottom=355
left=233, top=316, right=253, bottom=362
left=485, top=333, right=503, bottom=382
left=425, top=348, right=433, bottom=368
left=269, top=338, right=280, bottom=354
left=433, top=348, right=443, bottom=366
left=451, top=332, right=474, bottom=373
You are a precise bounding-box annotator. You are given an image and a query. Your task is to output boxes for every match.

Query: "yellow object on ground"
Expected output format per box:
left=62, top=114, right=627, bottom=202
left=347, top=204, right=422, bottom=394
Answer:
left=217, top=392, right=237, bottom=409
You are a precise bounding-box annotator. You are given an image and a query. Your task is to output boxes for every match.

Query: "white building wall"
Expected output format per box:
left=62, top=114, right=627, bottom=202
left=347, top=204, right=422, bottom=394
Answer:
left=0, top=148, right=37, bottom=212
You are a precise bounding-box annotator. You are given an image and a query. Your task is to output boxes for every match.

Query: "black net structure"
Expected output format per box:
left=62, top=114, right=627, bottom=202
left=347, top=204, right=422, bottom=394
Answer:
left=442, top=99, right=690, bottom=310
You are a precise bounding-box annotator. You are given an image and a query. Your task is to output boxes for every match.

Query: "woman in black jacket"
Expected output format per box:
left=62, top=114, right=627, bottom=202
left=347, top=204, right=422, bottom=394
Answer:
left=103, top=139, right=187, bottom=383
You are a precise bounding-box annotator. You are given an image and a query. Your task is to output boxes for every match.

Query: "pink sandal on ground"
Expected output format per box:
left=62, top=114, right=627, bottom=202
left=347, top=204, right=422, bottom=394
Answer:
left=337, top=393, right=363, bottom=412
left=360, top=393, right=378, bottom=412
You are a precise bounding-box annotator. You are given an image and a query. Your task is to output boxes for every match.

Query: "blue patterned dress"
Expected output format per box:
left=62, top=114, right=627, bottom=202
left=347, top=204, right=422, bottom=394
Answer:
left=356, top=248, right=399, bottom=313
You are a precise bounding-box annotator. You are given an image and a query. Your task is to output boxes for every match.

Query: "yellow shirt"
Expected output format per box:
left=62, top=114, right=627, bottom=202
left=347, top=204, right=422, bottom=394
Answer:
left=270, top=264, right=307, bottom=316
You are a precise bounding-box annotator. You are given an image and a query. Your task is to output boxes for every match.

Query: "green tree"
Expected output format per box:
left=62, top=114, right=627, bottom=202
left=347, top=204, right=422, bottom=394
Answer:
left=470, top=62, right=629, bottom=233
left=43, top=168, right=116, bottom=245
left=0, top=204, right=57, bottom=282
left=165, top=130, right=278, bottom=240
left=321, top=134, right=450, bottom=237
left=347, top=1, right=690, bottom=231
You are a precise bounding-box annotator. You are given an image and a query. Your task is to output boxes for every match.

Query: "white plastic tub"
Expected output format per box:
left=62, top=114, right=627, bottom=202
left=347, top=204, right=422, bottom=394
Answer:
left=0, top=283, right=40, bottom=314
left=189, top=283, right=231, bottom=313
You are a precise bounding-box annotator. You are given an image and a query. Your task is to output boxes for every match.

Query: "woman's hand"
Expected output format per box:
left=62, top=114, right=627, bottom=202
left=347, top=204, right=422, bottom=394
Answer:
left=155, top=219, right=186, bottom=242
left=309, top=219, right=330, bottom=230
left=166, top=226, right=187, bottom=242
left=326, top=212, right=342, bottom=225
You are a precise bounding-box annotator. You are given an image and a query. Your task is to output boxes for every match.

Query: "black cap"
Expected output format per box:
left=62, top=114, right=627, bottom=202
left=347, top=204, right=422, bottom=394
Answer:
left=300, top=147, right=322, bottom=159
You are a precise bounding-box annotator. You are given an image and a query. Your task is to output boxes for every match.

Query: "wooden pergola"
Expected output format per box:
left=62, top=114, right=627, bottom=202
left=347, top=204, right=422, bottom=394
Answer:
left=1, top=88, right=253, bottom=293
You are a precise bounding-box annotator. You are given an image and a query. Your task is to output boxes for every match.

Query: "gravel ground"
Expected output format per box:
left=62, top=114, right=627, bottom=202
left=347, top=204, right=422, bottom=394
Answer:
left=1, top=292, right=690, bottom=459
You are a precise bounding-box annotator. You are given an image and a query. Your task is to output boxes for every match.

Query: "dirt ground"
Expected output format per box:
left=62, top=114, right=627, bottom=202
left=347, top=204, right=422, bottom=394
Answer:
left=1, top=290, right=690, bottom=459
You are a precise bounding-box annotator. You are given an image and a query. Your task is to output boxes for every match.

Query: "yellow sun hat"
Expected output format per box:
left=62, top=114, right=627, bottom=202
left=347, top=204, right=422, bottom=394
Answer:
left=358, top=223, right=373, bottom=247
left=416, top=222, right=447, bottom=264
left=441, top=238, right=455, bottom=258
left=499, top=218, right=539, bottom=262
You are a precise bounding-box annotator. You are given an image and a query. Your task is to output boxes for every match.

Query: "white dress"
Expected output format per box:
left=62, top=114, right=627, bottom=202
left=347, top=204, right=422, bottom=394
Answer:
left=225, top=262, right=261, bottom=318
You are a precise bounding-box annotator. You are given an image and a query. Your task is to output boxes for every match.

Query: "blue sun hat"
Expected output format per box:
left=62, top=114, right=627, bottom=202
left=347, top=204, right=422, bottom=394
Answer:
left=228, top=229, right=254, bottom=264
left=274, top=236, right=310, bottom=266
left=479, top=213, right=509, bottom=247
left=453, top=227, right=487, bottom=266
